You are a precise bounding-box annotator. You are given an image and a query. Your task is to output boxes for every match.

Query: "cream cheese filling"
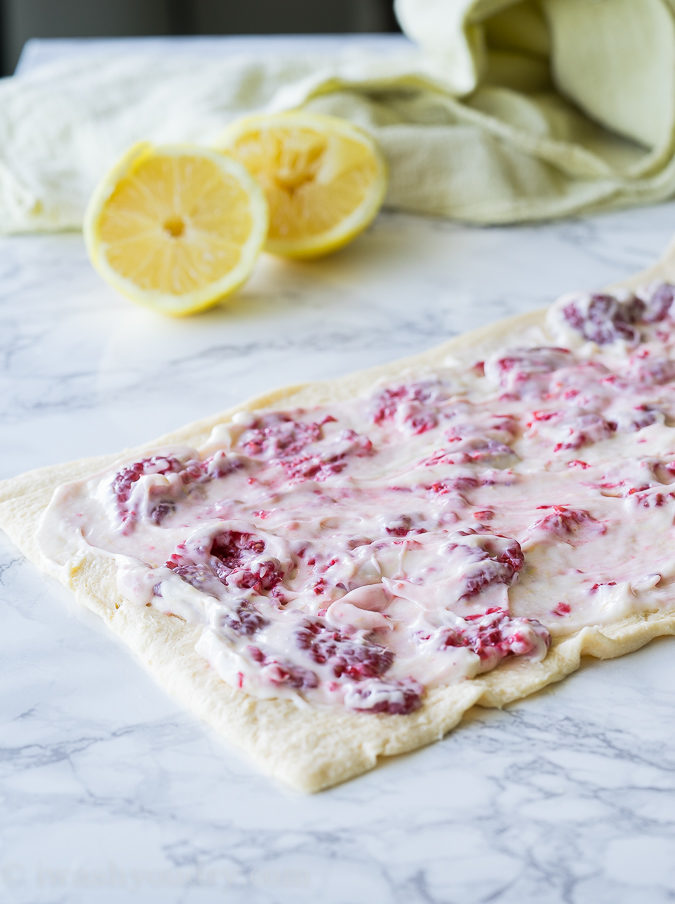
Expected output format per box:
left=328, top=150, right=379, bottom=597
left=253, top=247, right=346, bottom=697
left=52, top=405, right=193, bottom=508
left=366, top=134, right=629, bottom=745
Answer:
left=38, top=281, right=675, bottom=714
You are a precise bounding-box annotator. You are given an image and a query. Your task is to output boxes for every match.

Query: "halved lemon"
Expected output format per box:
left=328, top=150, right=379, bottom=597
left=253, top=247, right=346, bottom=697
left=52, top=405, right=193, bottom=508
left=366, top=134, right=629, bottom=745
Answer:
left=216, top=112, right=387, bottom=258
left=84, top=142, right=268, bottom=316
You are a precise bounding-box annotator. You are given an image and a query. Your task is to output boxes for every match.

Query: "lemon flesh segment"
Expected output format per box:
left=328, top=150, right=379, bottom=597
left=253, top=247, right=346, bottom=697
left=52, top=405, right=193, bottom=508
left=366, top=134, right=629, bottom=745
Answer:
left=84, top=144, right=268, bottom=316
left=217, top=113, right=387, bottom=258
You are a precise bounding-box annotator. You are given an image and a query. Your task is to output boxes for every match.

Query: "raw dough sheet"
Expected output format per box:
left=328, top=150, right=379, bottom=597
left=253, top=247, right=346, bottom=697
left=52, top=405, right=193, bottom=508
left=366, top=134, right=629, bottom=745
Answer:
left=2, top=243, right=675, bottom=792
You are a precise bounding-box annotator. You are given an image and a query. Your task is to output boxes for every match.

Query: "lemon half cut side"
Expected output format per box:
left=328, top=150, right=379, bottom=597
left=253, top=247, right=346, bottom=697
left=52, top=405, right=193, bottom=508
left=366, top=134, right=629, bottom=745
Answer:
left=216, top=112, right=388, bottom=259
left=84, top=143, right=269, bottom=316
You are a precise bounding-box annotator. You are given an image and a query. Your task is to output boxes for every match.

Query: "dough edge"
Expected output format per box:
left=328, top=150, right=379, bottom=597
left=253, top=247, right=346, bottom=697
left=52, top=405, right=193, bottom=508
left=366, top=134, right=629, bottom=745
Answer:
left=2, top=304, right=675, bottom=793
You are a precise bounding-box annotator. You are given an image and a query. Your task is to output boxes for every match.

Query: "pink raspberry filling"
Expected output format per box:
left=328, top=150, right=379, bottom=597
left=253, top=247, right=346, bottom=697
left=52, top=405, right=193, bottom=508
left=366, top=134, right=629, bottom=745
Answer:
left=60, top=281, right=675, bottom=716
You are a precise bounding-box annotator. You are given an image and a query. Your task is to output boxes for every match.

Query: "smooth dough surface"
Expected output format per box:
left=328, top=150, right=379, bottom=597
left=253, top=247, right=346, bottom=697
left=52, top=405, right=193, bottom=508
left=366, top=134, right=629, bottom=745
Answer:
left=3, top=244, right=675, bottom=792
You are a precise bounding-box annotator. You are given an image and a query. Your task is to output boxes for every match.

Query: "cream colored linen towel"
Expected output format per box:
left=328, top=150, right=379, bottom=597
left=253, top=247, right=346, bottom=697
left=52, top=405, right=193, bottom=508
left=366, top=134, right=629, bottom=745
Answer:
left=1, top=0, right=674, bottom=233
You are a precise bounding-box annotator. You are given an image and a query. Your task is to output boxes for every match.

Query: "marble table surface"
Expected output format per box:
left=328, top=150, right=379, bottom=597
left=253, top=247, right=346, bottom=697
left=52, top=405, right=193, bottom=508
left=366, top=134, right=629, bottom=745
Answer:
left=2, top=39, right=675, bottom=904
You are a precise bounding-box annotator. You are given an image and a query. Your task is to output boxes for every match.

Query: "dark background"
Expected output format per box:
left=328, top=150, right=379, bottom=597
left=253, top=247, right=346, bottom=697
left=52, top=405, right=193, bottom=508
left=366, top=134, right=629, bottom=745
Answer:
left=0, top=0, right=400, bottom=76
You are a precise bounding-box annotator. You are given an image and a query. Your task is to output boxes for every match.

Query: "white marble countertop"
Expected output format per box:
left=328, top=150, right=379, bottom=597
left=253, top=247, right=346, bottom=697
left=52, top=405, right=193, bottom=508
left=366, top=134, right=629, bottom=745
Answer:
left=2, top=37, right=675, bottom=904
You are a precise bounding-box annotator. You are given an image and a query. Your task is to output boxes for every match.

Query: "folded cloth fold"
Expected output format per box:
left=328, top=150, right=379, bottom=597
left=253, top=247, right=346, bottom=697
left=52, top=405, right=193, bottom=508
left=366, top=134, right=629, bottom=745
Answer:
left=2, top=0, right=674, bottom=234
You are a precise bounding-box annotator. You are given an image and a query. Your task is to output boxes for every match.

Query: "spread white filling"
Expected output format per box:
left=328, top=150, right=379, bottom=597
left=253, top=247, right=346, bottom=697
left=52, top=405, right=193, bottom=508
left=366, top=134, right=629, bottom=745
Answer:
left=38, top=281, right=675, bottom=715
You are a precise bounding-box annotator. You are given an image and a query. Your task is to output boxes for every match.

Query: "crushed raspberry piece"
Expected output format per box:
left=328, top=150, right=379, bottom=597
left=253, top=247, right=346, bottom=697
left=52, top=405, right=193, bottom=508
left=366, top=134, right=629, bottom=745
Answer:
left=263, top=662, right=320, bottom=689
left=111, top=451, right=244, bottom=530
left=640, top=283, right=674, bottom=323
left=457, top=535, right=524, bottom=600
left=179, top=460, right=205, bottom=483
left=112, top=455, right=183, bottom=525
left=210, top=531, right=282, bottom=593
left=112, top=455, right=182, bottom=507
left=625, top=406, right=663, bottom=432
left=439, top=607, right=550, bottom=668
left=442, top=413, right=517, bottom=460
left=426, top=475, right=480, bottom=497
left=422, top=450, right=455, bottom=467
left=218, top=600, right=268, bottom=636
left=149, top=500, right=175, bottom=525
left=530, top=505, right=595, bottom=537
left=627, top=486, right=675, bottom=508
left=243, top=417, right=374, bottom=484
left=296, top=617, right=394, bottom=681
left=473, top=509, right=495, bottom=521
left=240, top=413, right=324, bottom=458
left=167, top=529, right=284, bottom=596
left=385, top=514, right=424, bottom=537
left=286, top=429, right=373, bottom=482
left=166, top=560, right=216, bottom=591
left=248, top=645, right=264, bottom=663
left=494, top=538, right=525, bottom=575
left=409, top=413, right=437, bottom=434
left=283, top=455, right=346, bottom=482
left=211, top=530, right=264, bottom=570
left=560, top=292, right=644, bottom=345
left=372, top=385, right=407, bottom=423
left=345, top=677, right=424, bottom=715
left=371, top=380, right=450, bottom=433
left=626, top=355, right=675, bottom=387
left=248, top=646, right=319, bottom=689
left=485, top=347, right=571, bottom=395
left=201, top=451, right=243, bottom=481
left=546, top=359, right=613, bottom=404
left=553, top=602, right=571, bottom=616
left=529, top=410, right=557, bottom=424
left=551, top=413, right=616, bottom=452
left=423, top=437, right=514, bottom=468
left=234, top=559, right=283, bottom=593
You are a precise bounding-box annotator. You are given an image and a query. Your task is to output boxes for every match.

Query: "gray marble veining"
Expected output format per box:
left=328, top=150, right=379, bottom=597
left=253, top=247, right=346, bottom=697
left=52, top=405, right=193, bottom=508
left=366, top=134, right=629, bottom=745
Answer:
left=2, top=178, right=675, bottom=901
